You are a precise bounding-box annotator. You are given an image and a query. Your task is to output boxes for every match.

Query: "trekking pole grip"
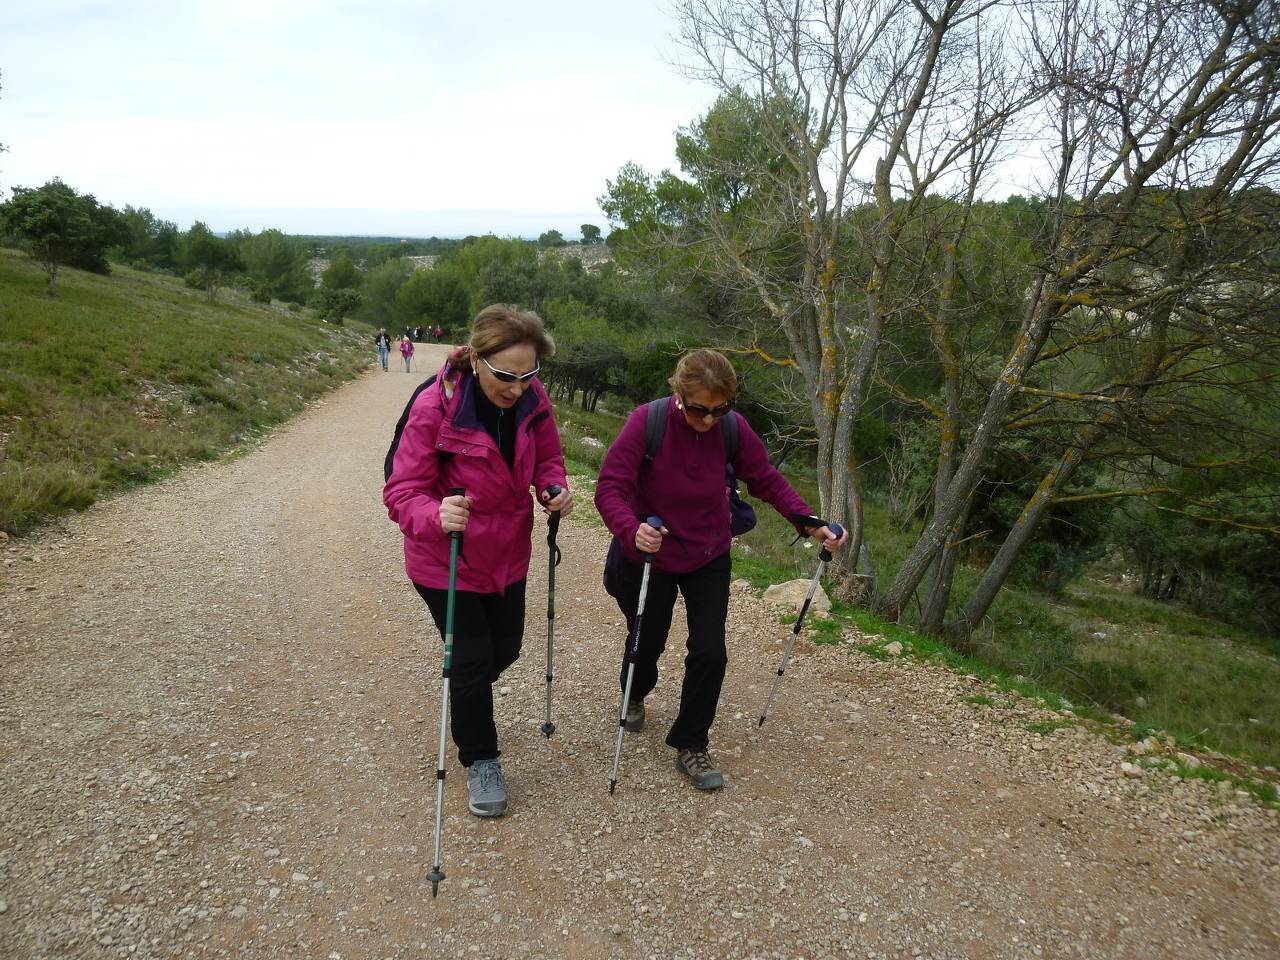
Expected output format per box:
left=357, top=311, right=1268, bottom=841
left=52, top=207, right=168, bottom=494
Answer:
left=819, top=522, right=844, bottom=563
left=545, top=483, right=563, bottom=530
left=642, top=515, right=663, bottom=565
left=450, top=487, right=466, bottom=543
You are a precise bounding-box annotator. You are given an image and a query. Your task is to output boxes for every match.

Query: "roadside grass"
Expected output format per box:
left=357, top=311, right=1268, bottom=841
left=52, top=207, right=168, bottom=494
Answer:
left=0, top=249, right=372, bottom=533
left=551, top=392, right=1280, bottom=774
left=1024, top=718, right=1076, bottom=736
left=552, top=402, right=619, bottom=478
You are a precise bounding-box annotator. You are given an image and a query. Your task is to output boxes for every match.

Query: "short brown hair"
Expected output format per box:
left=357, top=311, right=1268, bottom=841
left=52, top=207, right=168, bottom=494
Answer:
left=669, top=348, right=737, bottom=400
left=467, top=304, right=556, bottom=363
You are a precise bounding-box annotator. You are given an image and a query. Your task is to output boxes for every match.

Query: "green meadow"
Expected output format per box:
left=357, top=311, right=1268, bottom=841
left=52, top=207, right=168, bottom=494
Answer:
left=0, top=249, right=371, bottom=533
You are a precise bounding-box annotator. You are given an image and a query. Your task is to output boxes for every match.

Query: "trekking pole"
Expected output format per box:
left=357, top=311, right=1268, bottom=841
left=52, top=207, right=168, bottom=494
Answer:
left=427, top=486, right=466, bottom=899
left=609, top=515, right=663, bottom=795
left=758, top=522, right=844, bottom=728
left=540, top=484, right=563, bottom=738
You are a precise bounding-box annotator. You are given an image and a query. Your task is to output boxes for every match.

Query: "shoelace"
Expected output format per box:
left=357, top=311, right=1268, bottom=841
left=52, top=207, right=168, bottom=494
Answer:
left=475, top=763, right=505, bottom=793
left=683, top=750, right=715, bottom=774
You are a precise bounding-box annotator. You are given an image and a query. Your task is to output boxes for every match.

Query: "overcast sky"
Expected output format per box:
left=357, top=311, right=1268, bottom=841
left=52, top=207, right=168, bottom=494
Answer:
left=0, top=1, right=716, bottom=238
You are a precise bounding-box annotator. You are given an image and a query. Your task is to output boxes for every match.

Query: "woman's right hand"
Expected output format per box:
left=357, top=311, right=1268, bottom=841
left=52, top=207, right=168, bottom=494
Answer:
left=634, top=520, right=668, bottom=554
left=439, top=494, right=471, bottom=534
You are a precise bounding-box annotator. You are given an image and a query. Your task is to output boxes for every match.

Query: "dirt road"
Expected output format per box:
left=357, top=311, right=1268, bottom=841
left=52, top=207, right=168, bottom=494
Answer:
left=2, top=343, right=1277, bottom=959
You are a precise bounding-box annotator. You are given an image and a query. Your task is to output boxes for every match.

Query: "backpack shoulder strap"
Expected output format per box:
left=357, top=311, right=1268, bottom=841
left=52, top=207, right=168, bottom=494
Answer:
left=721, top=410, right=740, bottom=464
left=642, top=398, right=668, bottom=467
left=643, top=398, right=741, bottom=467
left=383, top=374, right=440, bottom=482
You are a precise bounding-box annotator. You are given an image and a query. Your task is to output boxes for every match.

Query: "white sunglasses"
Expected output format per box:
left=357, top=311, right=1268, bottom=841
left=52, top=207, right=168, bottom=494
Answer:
left=480, top=355, right=540, bottom=383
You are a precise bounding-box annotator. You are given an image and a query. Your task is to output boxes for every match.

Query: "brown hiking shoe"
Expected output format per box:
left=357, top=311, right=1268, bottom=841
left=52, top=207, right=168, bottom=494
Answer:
left=675, top=748, right=725, bottom=790
left=624, top=699, right=645, bottom=733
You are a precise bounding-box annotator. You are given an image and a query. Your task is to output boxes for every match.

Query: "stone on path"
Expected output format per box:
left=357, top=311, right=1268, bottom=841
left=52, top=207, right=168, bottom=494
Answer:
left=761, top=579, right=831, bottom=618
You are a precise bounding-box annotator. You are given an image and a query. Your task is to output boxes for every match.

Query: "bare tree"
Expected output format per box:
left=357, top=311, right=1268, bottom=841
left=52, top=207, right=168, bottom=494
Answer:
left=608, top=0, right=1280, bottom=642
left=880, top=0, right=1280, bottom=625
left=671, top=0, right=1030, bottom=588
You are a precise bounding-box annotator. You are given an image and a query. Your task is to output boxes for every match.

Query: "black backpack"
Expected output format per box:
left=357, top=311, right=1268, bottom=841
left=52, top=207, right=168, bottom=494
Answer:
left=384, top=375, right=452, bottom=482
left=641, top=397, right=756, bottom=536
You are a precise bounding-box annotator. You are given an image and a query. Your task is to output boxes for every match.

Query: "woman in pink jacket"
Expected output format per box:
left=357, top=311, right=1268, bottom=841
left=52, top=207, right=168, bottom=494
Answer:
left=384, top=305, right=572, bottom=817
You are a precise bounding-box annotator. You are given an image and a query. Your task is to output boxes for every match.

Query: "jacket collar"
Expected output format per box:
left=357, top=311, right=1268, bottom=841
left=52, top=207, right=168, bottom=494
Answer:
left=440, top=361, right=542, bottom=433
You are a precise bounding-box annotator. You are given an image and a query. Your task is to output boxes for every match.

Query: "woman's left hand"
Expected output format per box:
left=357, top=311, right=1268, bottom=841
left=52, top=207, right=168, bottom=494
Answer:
left=811, top=524, right=848, bottom=553
left=541, top=485, right=574, bottom=517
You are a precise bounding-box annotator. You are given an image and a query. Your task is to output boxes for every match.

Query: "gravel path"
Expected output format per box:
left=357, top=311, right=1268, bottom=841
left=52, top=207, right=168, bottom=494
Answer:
left=2, top=343, right=1277, bottom=960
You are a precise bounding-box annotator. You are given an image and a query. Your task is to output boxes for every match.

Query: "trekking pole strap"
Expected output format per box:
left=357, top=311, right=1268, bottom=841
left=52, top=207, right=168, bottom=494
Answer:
left=544, top=485, right=563, bottom=565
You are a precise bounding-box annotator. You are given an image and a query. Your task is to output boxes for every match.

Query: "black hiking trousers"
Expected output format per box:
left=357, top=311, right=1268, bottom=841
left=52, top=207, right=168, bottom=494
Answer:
left=414, top=578, right=526, bottom=767
left=612, top=551, right=731, bottom=752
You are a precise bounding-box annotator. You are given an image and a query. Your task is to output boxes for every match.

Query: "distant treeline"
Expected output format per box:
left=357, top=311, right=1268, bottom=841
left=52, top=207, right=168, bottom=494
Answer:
left=0, top=177, right=606, bottom=323
left=2, top=166, right=1275, bottom=643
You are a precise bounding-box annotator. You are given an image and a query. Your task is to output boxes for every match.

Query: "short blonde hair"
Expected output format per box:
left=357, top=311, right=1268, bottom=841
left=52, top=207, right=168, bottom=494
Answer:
left=668, top=348, right=737, bottom=400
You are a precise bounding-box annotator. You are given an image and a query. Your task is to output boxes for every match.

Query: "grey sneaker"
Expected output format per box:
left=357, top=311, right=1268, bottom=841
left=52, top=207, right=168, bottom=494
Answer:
left=624, top=699, right=645, bottom=733
left=466, top=759, right=508, bottom=817
left=675, top=748, right=725, bottom=791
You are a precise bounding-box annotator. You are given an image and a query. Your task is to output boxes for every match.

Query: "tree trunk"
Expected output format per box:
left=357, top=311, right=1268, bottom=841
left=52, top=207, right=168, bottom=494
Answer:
left=921, top=495, right=972, bottom=637
left=843, top=454, right=869, bottom=584
left=949, top=427, right=1095, bottom=635
left=919, top=205, right=969, bottom=634
left=878, top=277, right=1057, bottom=619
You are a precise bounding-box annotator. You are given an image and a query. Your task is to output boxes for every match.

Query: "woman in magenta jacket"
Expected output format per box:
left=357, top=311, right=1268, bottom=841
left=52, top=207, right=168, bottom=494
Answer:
left=595, top=349, right=845, bottom=791
left=384, top=305, right=572, bottom=817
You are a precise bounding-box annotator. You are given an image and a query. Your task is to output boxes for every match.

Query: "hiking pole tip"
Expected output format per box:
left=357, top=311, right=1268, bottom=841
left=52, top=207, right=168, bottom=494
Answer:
left=541, top=721, right=556, bottom=738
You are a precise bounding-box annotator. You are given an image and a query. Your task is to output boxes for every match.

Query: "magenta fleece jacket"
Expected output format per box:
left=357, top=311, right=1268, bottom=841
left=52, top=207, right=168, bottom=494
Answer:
left=383, top=360, right=567, bottom=594
left=594, top=396, right=814, bottom=574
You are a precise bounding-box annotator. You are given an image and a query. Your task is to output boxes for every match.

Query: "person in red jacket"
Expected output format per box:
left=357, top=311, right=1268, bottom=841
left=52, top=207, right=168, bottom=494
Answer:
left=595, top=348, right=845, bottom=791
left=384, top=305, right=572, bottom=817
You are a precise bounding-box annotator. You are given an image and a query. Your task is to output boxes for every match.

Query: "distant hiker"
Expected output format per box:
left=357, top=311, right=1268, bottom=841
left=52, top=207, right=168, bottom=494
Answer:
left=399, top=336, right=415, bottom=373
left=594, top=348, right=846, bottom=791
left=433, top=324, right=443, bottom=343
left=375, top=328, right=391, bottom=371
left=384, top=305, right=573, bottom=817
left=415, top=325, right=424, bottom=343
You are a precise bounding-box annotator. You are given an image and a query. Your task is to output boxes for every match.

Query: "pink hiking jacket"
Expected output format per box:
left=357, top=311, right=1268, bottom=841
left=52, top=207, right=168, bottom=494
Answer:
left=384, top=358, right=567, bottom=594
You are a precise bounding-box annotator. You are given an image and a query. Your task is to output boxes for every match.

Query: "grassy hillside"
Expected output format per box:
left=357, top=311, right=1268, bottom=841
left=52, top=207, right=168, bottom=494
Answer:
left=0, top=249, right=372, bottom=533
left=555, top=399, right=1280, bottom=777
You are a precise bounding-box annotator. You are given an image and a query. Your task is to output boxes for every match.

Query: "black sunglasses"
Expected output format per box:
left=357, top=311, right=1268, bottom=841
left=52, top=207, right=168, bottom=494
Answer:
left=681, top=396, right=734, bottom=419
left=480, top=356, right=541, bottom=383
